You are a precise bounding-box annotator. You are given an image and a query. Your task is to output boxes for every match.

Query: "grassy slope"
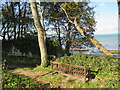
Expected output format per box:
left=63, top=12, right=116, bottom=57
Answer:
left=2, top=53, right=119, bottom=88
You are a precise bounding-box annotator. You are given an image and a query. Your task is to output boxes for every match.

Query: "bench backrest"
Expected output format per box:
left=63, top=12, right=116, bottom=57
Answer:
left=50, top=61, right=87, bottom=82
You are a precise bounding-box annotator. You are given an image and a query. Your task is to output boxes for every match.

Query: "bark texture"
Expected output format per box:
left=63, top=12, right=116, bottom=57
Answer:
left=65, top=22, right=71, bottom=55
left=30, top=1, right=48, bottom=67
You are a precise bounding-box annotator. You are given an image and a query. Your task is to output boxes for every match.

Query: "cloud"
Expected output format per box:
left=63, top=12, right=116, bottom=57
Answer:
left=94, top=20, right=118, bottom=35
left=94, top=13, right=118, bottom=35
left=94, top=2, right=118, bottom=35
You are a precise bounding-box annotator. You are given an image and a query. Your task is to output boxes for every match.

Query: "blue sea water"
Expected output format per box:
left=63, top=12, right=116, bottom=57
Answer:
left=71, top=34, right=119, bottom=57
left=94, top=34, right=119, bottom=50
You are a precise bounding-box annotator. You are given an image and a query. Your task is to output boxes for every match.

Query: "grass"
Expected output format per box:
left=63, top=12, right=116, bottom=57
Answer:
left=2, top=54, right=119, bottom=88
left=14, top=67, right=33, bottom=72
left=55, top=53, right=119, bottom=88
left=2, top=72, right=41, bottom=88
left=14, top=65, right=52, bottom=72
left=14, top=66, right=101, bottom=88
left=3, top=56, right=40, bottom=69
left=38, top=73, right=62, bottom=84
left=33, top=66, right=52, bottom=72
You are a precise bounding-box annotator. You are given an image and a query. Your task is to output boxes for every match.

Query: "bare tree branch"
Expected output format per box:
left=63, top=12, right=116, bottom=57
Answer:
left=60, top=6, right=74, bottom=24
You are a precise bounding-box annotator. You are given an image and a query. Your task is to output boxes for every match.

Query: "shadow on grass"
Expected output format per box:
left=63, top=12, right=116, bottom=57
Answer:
left=3, top=56, right=41, bottom=70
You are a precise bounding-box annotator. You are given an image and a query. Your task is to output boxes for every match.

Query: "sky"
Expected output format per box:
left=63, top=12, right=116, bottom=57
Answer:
left=0, top=1, right=119, bottom=36
left=89, top=1, right=118, bottom=35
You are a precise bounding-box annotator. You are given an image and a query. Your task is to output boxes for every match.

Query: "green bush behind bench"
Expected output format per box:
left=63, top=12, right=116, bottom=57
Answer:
left=55, top=53, right=119, bottom=88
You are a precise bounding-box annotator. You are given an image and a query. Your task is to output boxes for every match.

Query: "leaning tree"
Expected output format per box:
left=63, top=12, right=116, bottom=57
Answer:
left=43, top=2, right=112, bottom=56
left=60, top=2, right=112, bottom=56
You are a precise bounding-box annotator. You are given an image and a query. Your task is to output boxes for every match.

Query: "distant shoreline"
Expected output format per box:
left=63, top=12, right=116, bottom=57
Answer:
left=70, top=48, right=120, bottom=54
left=94, top=33, right=119, bottom=36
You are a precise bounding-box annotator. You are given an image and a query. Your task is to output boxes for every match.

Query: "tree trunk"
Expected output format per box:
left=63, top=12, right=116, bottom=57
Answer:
left=40, top=9, right=46, bottom=44
left=58, top=26, right=62, bottom=50
left=7, top=22, right=13, bottom=40
left=11, top=2, right=16, bottom=39
left=30, top=1, right=48, bottom=67
left=21, top=3, right=27, bottom=37
left=56, top=22, right=63, bottom=56
left=3, top=29, right=6, bottom=40
left=74, top=22, right=113, bottom=56
left=54, top=21, right=63, bottom=56
left=65, top=22, right=71, bottom=55
left=18, top=2, right=21, bottom=39
left=61, top=7, right=112, bottom=56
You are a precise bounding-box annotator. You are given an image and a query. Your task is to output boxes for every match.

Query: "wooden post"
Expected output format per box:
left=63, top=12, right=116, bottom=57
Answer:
left=52, top=63, right=53, bottom=70
left=56, top=64, right=57, bottom=69
left=50, top=61, right=53, bottom=70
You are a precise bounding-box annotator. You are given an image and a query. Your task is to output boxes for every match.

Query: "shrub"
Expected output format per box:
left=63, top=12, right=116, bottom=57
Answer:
left=2, top=72, right=40, bottom=88
left=55, top=53, right=118, bottom=88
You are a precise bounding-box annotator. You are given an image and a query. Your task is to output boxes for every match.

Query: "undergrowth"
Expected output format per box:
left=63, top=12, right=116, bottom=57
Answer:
left=2, top=72, right=41, bottom=88
left=2, top=53, right=119, bottom=88
left=55, top=53, right=119, bottom=88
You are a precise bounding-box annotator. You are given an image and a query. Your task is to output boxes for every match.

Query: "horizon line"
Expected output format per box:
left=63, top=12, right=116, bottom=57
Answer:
left=94, top=33, right=119, bottom=35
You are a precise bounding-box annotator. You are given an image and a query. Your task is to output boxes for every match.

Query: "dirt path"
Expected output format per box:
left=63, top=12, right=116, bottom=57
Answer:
left=8, top=69, right=50, bottom=87
left=8, top=69, right=70, bottom=88
left=9, top=69, right=49, bottom=78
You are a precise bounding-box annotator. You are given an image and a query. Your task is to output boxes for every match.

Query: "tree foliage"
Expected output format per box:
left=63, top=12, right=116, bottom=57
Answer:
left=1, top=1, right=98, bottom=57
left=43, top=2, right=96, bottom=55
left=1, top=2, right=33, bottom=40
left=2, top=34, right=59, bottom=57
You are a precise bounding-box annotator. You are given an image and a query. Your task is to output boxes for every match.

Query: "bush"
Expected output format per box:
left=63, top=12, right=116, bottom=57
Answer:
left=2, top=72, right=40, bottom=88
left=55, top=53, right=119, bottom=88
left=2, top=36, right=61, bottom=57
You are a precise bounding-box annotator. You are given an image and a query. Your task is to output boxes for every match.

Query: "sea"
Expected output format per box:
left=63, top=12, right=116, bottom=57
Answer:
left=94, top=34, right=119, bottom=50
left=71, top=34, right=120, bottom=57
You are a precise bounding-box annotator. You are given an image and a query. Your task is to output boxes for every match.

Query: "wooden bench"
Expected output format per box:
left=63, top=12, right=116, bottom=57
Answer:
left=50, top=61, right=87, bottom=83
